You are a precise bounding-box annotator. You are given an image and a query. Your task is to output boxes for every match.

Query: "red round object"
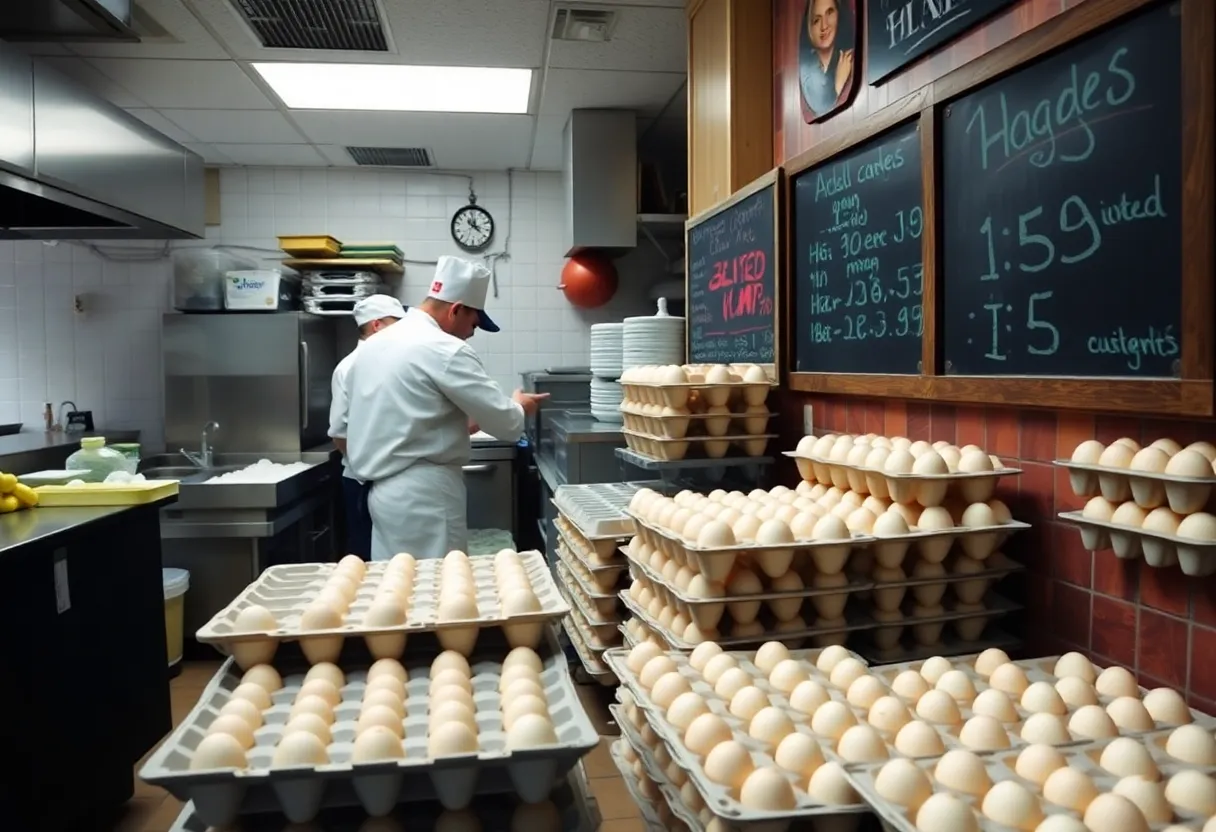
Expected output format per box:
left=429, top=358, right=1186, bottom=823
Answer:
left=559, top=255, right=618, bottom=309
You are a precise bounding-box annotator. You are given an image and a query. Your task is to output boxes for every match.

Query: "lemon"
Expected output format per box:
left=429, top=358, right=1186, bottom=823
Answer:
left=12, top=483, right=38, bottom=508
left=0, top=472, right=16, bottom=493
left=0, top=494, right=18, bottom=513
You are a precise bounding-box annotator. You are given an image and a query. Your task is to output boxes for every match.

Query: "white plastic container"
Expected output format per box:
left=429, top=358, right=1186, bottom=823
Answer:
left=224, top=270, right=287, bottom=311
left=163, top=568, right=191, bottom=666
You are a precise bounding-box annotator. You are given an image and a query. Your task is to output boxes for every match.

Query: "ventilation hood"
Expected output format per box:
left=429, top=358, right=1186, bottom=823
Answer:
left=0, top=0, right=137, bottom=42
left=0, top=45, right=204, bottom=240
left=562, top=109, right=637, bottom=257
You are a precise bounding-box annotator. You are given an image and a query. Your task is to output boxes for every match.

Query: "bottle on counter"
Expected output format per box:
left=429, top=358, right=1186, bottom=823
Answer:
left=65, top=437, right=129, bottom=483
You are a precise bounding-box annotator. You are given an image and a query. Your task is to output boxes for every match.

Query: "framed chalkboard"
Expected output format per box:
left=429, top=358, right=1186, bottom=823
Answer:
left=867, top=0, right=1020, bottom=85
left=792, top=118, right=925, bottom=374
left=685, top=170, right=781, bottom=367
left=941, top=1, right=1182, bottom=378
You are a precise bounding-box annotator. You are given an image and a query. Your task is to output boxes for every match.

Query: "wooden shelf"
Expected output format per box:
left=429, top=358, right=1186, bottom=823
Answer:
left=283, top=258, right=404, bottom=275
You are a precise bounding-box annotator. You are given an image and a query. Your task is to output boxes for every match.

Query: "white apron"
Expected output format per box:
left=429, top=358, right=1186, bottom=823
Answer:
left=367, top=462, right=468, bottom=561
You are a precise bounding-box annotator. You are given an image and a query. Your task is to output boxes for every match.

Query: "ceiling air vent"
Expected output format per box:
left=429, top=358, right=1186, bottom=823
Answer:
left=552, top=7, right=618, bottom=42
left=229, top=0, right=388, bottom=51
left=346, top=147, right=434, bottom=168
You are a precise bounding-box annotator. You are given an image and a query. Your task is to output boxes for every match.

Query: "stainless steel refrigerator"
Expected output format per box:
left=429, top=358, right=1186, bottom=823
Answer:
left=162, top=312, right=338, bottom=453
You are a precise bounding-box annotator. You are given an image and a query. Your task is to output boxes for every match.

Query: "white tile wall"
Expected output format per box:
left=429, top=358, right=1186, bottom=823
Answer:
left=0, top=168, right=668, bottom=450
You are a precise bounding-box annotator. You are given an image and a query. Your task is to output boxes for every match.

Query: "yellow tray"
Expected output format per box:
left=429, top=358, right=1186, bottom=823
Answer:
left=283, top=257, right=404, bottom=275
left=34, top=480, right=180, bottom=507
left=278, top=235, right=342, bottom=258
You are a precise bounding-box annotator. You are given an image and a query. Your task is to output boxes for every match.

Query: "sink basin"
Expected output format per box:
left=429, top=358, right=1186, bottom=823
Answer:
left=140, top=464, right=245, bottom=480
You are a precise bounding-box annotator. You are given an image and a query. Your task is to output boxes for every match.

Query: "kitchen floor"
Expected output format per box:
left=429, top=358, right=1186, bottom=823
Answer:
left=112, top=662, right=644, bottom=832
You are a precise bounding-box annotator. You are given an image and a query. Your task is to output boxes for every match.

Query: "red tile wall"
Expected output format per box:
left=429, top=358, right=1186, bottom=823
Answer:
left=774, top=392, right=1216, bottom=710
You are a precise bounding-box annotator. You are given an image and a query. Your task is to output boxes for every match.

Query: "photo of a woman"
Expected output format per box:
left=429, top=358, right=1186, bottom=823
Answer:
left=798, top=0, right=858, bottom=122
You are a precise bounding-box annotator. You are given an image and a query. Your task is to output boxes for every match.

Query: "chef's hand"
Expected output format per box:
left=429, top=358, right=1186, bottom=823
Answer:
left=513, top=389, right=550, bottom=415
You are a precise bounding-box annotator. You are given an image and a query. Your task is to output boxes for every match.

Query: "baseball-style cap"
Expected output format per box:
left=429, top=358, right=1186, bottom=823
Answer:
left=427, top=255, right=500, bottom=333
left=352, top=294, right=406, bottom=326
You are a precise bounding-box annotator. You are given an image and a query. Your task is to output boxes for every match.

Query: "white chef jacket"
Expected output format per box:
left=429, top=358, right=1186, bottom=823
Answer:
left=345, top=307, right=525, bottom=484
left=328, top=340, right=362, bottom=481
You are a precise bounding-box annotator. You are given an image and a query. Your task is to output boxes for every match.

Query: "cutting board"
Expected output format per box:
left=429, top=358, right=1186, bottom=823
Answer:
left=283, top=258, right=404, bottom=275
left=35, top=480, right=180, bottom=506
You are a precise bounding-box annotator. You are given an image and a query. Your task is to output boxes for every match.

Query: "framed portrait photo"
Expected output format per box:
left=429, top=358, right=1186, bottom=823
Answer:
left=794, top=0, right=860, bottom=123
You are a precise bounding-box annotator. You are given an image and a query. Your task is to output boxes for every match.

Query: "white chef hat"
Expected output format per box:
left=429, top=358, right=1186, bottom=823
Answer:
left=427, top=256, right=499, bottom=332
left=352, top=294, right=406, bottom=326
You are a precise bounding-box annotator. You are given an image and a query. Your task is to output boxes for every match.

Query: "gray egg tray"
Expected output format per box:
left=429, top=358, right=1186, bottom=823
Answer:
left=140, top=648, right=599, bottom=827
left=1058, top=510, right=1216, bottom=577
left=554, top=515, right=627, bottom=570
left=1055, top=457, right=1216, bottom=513
left=846, top=728, right=1216, bottom=832
left=610, top=738, right=672, bottom=832
left=165, top=767, right=597, bottom=832
left=870, top=654, right=1216, bottom=736
left=553, top=482, right=655, bottom=538
left=556, top=544, right=624, bottom=618
left=196, top=552, right=568, bottom=665
left=558, top=575, right=621, bottom=653
left=603, top=646, right=873, bottom=825
left=561, top=616, right=615, bottom=686
left=612, top=703, right=707, bottom=832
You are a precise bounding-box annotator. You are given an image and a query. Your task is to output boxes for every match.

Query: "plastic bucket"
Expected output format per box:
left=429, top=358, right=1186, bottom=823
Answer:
left=163, top=568, right=190, bottom=667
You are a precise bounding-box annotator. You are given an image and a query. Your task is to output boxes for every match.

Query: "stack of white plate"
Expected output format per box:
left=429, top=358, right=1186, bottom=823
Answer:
left=622, top=297, right=685, bottom=370
left=589, top=323, right=624, bottom=378
left=590, top=377, right=625, bottom=423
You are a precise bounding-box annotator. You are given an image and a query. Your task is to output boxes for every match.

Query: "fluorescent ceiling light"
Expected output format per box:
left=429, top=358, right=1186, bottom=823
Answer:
left=252, top=63, right=532, bottom=114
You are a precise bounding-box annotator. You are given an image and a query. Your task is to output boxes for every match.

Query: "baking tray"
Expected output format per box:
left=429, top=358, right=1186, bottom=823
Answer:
left=1055, top=457, right=1216, bottom=514
left=33, top=479, right=179, bottom=506
left=623, top=429, right=776, bottom=462
left=1058, top=510, right=1216, bottom=576
left=196, top=552, right=569, bottom=668
left=552, top=482, right=653, bottom=538
left=141, top=639, right=599, bottom=827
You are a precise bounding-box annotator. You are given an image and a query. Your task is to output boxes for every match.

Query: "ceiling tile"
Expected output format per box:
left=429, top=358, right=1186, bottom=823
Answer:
left=125, top=108, right=199, bottom=143
left=159, top=110, right=305, bottom=144
left=529, top=115, right=565, bottom=171
left=37, top=56, right=146, bottom=108
left=84, top=59, right=276, bottom=109
left=539, top=69, right=685, bottom=116
left=549, top=6, right=686, bottom=73
left=183, top=143, right=235, bottom=165
left=292, top=111, right=534, bottom=170
left=188, top=0, right=549, bottom=67
left=211, top=144, right=329, bottom=166
left=69, top=0, right=230, bottom=59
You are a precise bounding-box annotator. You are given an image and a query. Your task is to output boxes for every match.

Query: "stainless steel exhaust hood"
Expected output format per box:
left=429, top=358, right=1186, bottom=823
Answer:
left=0, top=44, right=204, bottom=240
left=0, top=0, right=138, bottom=43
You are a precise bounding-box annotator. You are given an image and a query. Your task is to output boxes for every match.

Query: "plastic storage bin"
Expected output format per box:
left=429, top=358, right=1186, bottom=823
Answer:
left=65, top=437, right=129, bottom=483
left=163, top=568, right=190, bottom=666
left=173, top=248, right=257, bottom=312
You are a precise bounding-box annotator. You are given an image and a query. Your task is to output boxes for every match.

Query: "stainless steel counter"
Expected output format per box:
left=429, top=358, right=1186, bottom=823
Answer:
left=0, top=503, right=159, bottom=556
left=0, top=429, right=141, bottom=473
left=549, top=412, right=624, bottom=444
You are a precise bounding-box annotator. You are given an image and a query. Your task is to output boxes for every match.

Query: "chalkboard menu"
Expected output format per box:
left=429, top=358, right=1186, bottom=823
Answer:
left=686, top=180, right=778, bottom=365
left=792, top=119, right=925, bottom=374
left=941, top=1, right=1181, bottom=378
left=867, top=0, right=1019, bottom=85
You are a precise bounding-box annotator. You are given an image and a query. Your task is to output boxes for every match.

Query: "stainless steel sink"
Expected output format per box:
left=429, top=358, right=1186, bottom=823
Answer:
left=142, top=451, right=334, bottom=470
left=144, top=448, right=339, bottom=512
left=140, top=465, right=244, bottom=480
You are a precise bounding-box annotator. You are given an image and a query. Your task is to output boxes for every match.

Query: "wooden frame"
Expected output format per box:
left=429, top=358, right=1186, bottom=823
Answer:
left=684, top=166, right=785, bottom=376
left=781, top=0, right=1214, bottom=416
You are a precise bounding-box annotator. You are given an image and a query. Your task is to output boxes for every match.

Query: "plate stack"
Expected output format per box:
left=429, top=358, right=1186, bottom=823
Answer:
left=300, top=270, right=387, bottom=316
left=622, top=298, right=685, bottom=371
left=589, top=323, right=624, bottom=423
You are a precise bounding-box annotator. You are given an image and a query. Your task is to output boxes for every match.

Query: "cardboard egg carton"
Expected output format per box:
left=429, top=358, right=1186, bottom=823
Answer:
left=620, top=405, right=776, bottom=441
left=610, top=738, right=677, bottom=832
left=140, top=645, right=599, bottom=827
left=555, top=562, right=620, bottom=645
left=1055, top=457, right=1216, bottom=514
left=622, top=617, right=665, bottom=650
left=628, top=509, right=873, bottom=583
left=623, top=430, right=776, bottom=462
left=845, top=728, right=1216, bottom=832
left=617, top=369, right=773, bottom=411
left=624, top=544, right=872, bottom=633
left=560, top=612, right=615, bottom=686
left=612, top=704, right=708, bottom=832
left=554, top=514, right=625, bottom=568
left=556, top=542, right=623, bottom=618
left=602, top=646, right=873, bottom=826
left=196, top=552, right=568, bottom=668
left=1058, top=510, right=1216, bottom=577
left=783, top=449, right=1021, bottom=507
left=553, top=481, right=648, bottom=539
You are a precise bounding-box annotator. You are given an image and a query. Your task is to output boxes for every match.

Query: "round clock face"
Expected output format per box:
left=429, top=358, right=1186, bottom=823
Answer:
left=451, top=204, right=494, bottom=252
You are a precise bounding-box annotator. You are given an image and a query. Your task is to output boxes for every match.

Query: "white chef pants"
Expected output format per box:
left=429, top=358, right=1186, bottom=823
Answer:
left=367, top=463, right=468, bottom=561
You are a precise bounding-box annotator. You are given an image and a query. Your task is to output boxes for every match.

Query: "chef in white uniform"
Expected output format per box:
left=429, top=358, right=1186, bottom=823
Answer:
left=328, top=294, right=406, bottom=560
left=345, top=256, right=547, bottom=560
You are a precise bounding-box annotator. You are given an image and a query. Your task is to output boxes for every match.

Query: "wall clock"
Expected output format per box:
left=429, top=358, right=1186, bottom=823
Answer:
left=450, top=200, right=495, bottom=253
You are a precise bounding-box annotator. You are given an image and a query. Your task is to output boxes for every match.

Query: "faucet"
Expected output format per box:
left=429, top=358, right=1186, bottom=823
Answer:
left=182, top=421, right=220, bottom=469
left=60, top=401, right=80, bottom=433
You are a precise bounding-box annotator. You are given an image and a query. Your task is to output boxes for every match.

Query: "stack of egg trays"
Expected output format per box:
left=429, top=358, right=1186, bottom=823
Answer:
left=557, top=542, right=623, bottom=621
left=611, top=703, right=706, bottom=832
left=867, top=654, right=1216, bottom=745
left=553, top=481, right=653, bottom=538
left=556, top=561, right=619, bottom=647
left=610, top=739, right=672, bottom=832
left=619, top=406, right=776, bottom=440
left=554, top=515, right=630, bottom=578
left=617, top=378, right=772, bottom=410
left=553, top=573, right=617, bottom=685
left=622, top=429, right=777, bottom=462
left=602, top=647, right=874, bottom=828
left=165, top=770, right=596, bottom=832
left=1057, top=510, right=1216, bottom=576
left=196, top=552, right=568, bottom=667
left=621, top=617, right=665, bottom=650
left=140, top=640, right=599, bottom=827
left=845, top=730, right=1216, bottom=832
left=782, top=448, right=1021, bottom=506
